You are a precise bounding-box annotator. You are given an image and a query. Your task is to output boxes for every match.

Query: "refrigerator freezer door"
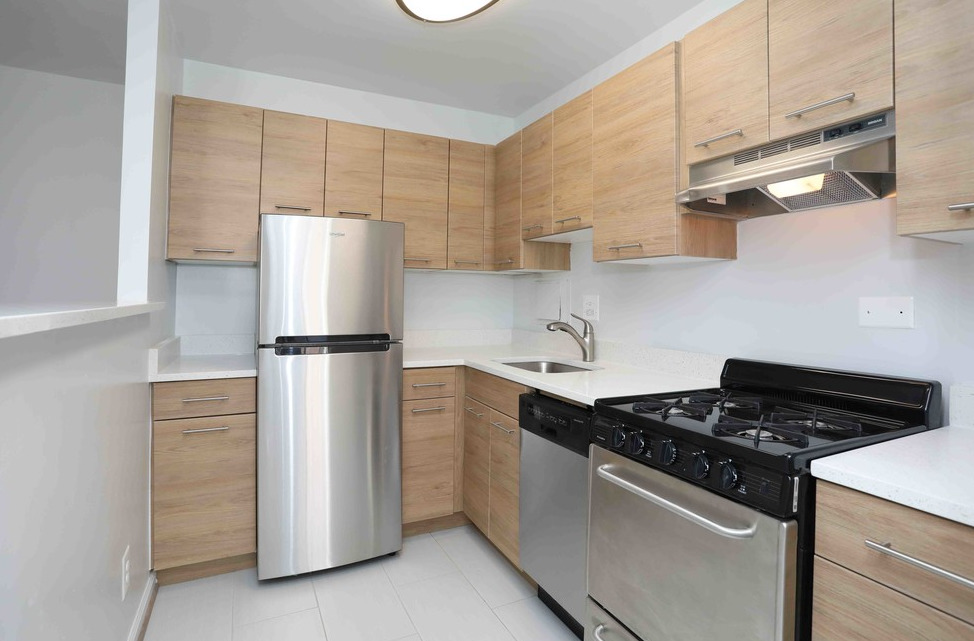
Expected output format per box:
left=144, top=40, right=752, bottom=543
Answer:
left=257, top=343, right=403, bottom=579
left=258, top=215, right=404, bottom=344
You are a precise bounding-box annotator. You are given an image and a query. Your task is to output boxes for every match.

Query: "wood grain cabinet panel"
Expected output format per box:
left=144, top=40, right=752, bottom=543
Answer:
left=465, top=368, right=529, bottom=420
left=683, top=0, right=769, bottom=164
left=768, top=0, right=893, bottom=140
left=168, top=96, right=263, bottom=262
left=402, top=398, right=456, bottom=523
left=324, top=120, right=385, bottom=220
left=493, top=131, right=522, bottom=270
left=488, top=410, right=520, bottom=567
left=383, top=130, right=450, bottom=270
left=152, top=378, right=256, bottom=421
left=461, top=397, right=490, bottom=534
left=448, top=141, right=487, bottom=270
left=152, top=413, right=256, bottom=570
left=895, top=0, right=974, bottom=238
left=259, top=111, right=326, bottom=216
left=521, top=113, right=553, bottom=240
left=403, top=367, right=456, bottom=401
left=553, top=91, right=593, bottom=233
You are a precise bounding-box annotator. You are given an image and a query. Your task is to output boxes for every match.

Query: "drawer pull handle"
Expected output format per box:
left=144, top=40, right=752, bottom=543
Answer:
left=193, top=248, right=235, bottom=254
left=464, top=407, right=485, bottom=417
left=453, top=260, right=482, bottom=265
left=694, top=129, right=744, bottom=148
left=405, top=257, right=432, bottom=263
left=593, top=624, right=608, bottom=641
left=947, top=202, right=974, bottom=212
left=554, top=216, right=582, bottom=224
left=864, top=540, right=974, bottom=591
left=608, top=243, right=643, bottom=251
left=495, top=259, right=515, bottom=265
left=522, top=224, right=544, bottom=231
left=412, top=382, right=446, bottom=388
left=411, top=406, right=446, bottom=414
left=182, top=426, right=230, bottom=435
left=181, top=395, right=230, bottom=403
left=490, top=421, right=515, bottom=435
left=338, top=210, right=373, bottom=217
left=275, top=204, right=312, bottom=211
left=785, top=92, right=855, bottom=119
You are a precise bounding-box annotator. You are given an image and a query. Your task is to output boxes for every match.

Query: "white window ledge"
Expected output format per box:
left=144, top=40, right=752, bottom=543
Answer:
left=0, top=302, right=165, bottom=340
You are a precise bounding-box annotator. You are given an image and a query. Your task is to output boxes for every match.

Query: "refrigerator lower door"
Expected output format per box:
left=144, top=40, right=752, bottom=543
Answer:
left=257, top=343, right=403, bottom=579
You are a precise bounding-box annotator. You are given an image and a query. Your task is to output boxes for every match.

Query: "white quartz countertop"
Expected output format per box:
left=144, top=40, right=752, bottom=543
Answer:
left=812, top=425, right=974, bottom=528
left=404, top=344, right=717, bottom=406
left=150, top=354, right=257, bottom=382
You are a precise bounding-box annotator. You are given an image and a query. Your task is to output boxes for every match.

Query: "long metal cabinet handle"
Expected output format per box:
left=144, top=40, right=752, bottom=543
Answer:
left=405, top=257, right=432, bottom=262
left=947, top=202, right=974, bottom=212
left=596, top=464, right=757, bottom=539
left=412, top=382, right=446, bottom=388
left=554, top=216, right=582, bottom=224
left=522, top=224, right=544, bottom=231
left=607, top=243, right=642, bottom=250
left=593, top=624, right=608, bottom=641
left=495, top=259, right=515, bottom=265
left=274, top=204, right=312, bottom=211
left=338, top=210, right=373, bottom=217
left=785, top=93, right=856, bottom=119
left=193, top=248, right=235, bottom=254
left=453, top=260, right=482, bottom=265
left=490, top=421, right=515, bottom=434
left=694, top=129, right=744, bottom=148
left=181, top=395, right=230, bottom=403
left=864, top=540, right=974, bottom=591
left=411, top=406, right=447, bottom=413
left=464, top=407, right=485, bottom=417
left=182, top=426, right=230, bottom=435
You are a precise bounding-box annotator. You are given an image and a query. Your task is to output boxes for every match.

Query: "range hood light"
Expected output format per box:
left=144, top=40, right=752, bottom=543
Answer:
left=396, top=0, right=501, bottom=23
left=766, top=174, right=826, bottom=199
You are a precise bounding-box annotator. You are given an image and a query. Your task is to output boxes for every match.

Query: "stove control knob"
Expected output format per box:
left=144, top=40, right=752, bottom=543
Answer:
left=658, top=440, right=677, bottom=466
left=691, top=452, right=710, bottom=479
left=719, top=461, right=739, bottom=490
left=611, top=427, right=627, bottom=449
left=627, top=433, right=646, bottom=456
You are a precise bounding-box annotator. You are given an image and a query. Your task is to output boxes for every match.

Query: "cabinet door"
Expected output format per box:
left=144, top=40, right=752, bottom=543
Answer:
left=521, top=114, right=553, bottom=240
left=168, top=96, right=263, bottom=262
left=259, top=111, right=326, bottom=216
left=769, top=0, right=893, bottom=139
left=484, top=145, right=497, bottom=267
left=593, top=44, right=679, bottom=261
left=384, top=130, right=450, bottom=270
left=895, top=0, right=974, bottom=237
left=684, top=0, right=769, bottom=164
left=462, top=398, right=490, bottom=534
left=488, top=410, right=520, bottom=567
left=493, top=132, right=522, bottom=270
left=152, top=413, right=256, bottom=570
left=448, top=141, right=486, bottom=270
left=402, top=398, right=456, bottom=523
left=553, top=91, right=593, bottom=233
left=324, top=120, right=384, bottom=221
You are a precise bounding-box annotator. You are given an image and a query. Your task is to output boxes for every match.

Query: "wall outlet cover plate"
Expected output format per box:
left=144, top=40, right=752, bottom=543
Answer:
left=858, top=296, right=915, bottom=328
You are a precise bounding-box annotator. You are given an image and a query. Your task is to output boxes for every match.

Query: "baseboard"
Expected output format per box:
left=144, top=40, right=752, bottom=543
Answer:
left=402, top=511, right=471, bottom=537
left=127, top=572, right=157, bottom=641
left=157, top=553, right=257, bottom=586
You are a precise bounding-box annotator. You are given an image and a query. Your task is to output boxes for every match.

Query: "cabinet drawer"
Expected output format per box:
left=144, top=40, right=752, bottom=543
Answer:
left=152, top=378, right=256, bottom=420
left=465, top=368, right=529, bottom=419
left=152, top=413, right=256, bottom=570
left=403, top=367, right=456, bottom=400
left=812, top=556, right=974, bottom=641
left=402, top=398, right=456, bottom=523
left=816, top=481, right=974, bottom=624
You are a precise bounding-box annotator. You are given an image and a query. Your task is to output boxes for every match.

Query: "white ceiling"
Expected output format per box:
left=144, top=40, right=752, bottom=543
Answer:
left=0, top=0, right=710, bottom=117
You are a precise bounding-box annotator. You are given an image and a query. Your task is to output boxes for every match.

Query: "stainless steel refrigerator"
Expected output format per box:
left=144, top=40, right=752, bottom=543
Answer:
left=256, top=214, right=404, bottom=580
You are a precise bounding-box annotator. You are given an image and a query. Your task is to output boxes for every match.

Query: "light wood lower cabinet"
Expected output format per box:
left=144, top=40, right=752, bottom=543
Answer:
left=487, top=410, right=520, bottom=566
left=461, top=398, right=490, bottom=533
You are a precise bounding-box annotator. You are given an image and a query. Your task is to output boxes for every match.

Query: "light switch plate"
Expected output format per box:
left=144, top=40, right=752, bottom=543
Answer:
left=582, top=295, right=600, bottom=321
left=858, top=296, right=915, bottom=328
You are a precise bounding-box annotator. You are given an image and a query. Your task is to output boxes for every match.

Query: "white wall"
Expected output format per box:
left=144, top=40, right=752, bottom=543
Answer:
left=515, top=201, right=974, bottom=395
left=0, top=65, right=122, bottom=306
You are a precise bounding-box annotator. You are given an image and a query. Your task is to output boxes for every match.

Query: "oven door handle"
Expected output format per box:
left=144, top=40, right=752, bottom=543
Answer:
left=596, top=464, right=758, bottom=540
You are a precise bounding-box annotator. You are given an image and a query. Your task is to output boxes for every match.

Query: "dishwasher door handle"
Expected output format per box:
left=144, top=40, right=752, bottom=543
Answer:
left=597, top=464, right=757, bottom=540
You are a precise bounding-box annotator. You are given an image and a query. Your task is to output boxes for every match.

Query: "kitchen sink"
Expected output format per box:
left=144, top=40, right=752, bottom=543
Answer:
left=497, top=360, right=598, bottom=374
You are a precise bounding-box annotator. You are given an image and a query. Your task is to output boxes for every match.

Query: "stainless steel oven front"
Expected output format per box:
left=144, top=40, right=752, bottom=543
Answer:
left=586, top=446, right=797, bottom=641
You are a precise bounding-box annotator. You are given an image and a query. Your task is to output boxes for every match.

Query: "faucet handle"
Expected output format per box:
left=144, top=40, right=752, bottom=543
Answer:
left=570, top=313, right=594, bottom=337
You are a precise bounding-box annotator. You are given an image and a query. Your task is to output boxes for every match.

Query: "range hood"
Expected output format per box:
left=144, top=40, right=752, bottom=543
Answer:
left=677, top=111, right=895, bottom=218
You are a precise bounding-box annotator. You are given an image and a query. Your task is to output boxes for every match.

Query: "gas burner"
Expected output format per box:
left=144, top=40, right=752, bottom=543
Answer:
left=632, top=399, right=711, bottom=418
left=742, top=428, right=788, bottom=442
left=712, top=415, right=810, bottom=447
left=632, top=399, right=667, bottom=413
left=770, top=410, right=862, bottom=436
left=687, top=391, right=762, bottom=411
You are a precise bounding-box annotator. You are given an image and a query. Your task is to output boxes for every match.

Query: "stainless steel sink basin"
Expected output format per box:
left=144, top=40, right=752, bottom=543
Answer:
left=501, top=360, right=595, bottom=374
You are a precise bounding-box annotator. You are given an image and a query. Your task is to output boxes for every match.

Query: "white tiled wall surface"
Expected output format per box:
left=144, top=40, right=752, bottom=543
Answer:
left=145, top=526, right=577, bottom=641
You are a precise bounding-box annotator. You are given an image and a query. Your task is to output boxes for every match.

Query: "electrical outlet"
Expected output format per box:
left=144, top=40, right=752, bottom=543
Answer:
left=121, top=545, right=130, bottom=601
left=582, top=295, right=600, bottom=321
left=858, top=297, right=915, bottom=328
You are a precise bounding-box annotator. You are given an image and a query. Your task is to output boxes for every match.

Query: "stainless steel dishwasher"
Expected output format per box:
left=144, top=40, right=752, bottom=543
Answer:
left=519, top=392, right=592, bottom=638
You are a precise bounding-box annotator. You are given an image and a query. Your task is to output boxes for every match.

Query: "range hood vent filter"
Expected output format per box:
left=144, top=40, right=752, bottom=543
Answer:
left=734, top=132, right=822, bottom=166
left=757, top=171, right=880, bottom=212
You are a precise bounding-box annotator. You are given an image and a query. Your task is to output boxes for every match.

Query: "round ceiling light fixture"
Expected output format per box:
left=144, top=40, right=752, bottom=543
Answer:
left=396, top=0, right=502, bottom=23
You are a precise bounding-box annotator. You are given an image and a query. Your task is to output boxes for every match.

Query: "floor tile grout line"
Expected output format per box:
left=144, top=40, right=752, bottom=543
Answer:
left=379, top=550, right=423, bottom=641
left=233, top=606, right=321, bottom=632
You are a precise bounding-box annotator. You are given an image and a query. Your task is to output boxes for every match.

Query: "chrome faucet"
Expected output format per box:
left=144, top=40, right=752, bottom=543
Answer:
left=546, top=313, right=596, bottom=362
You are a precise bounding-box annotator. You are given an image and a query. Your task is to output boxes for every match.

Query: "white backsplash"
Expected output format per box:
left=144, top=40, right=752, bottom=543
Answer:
left=180, top=333, right=255, bottom=355
left=404, top=329, right=513, bottom=348
left=949, top=383, right=974, bottom=428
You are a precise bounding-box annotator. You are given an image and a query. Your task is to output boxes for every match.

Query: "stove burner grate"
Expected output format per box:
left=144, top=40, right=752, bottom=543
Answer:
left=712, top=415, right=810, bottom=447
left=770, top=409, right=863, bottom=436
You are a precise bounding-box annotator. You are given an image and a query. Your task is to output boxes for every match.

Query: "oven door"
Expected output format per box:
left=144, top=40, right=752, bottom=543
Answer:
left=587, top=446, right=797, bottom=641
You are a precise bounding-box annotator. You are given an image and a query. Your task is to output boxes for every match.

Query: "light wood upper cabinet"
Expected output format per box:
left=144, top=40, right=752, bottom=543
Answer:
left=484, top=145, right=497, bottom=268
left=683, top=0, right=769, bottom=164
left=553, top=91, right=593, bottom=233
left=768, top=0, right=893, bottom=140
left=462, top=397, right=490, bottom=534
left=494, top=131, right=522, bottom=270
left=895, top=0, right=974, bottom=240
left=521, top=114, right=553, bottom=240
left=488, top=410, right=520, bottom=567
left=383, top=130, right=450, bottom=270
left=324, top=120, right=384, bottom=220
left=168, top=96, right=263, bottom=262
left=448, top=141, right=487, bottom=270
left=259, top=111, right=326, bottom=216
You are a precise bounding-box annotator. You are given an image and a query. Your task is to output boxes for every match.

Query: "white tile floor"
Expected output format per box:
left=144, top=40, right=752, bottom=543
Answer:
left=145, top=525, right=579, bottom=641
